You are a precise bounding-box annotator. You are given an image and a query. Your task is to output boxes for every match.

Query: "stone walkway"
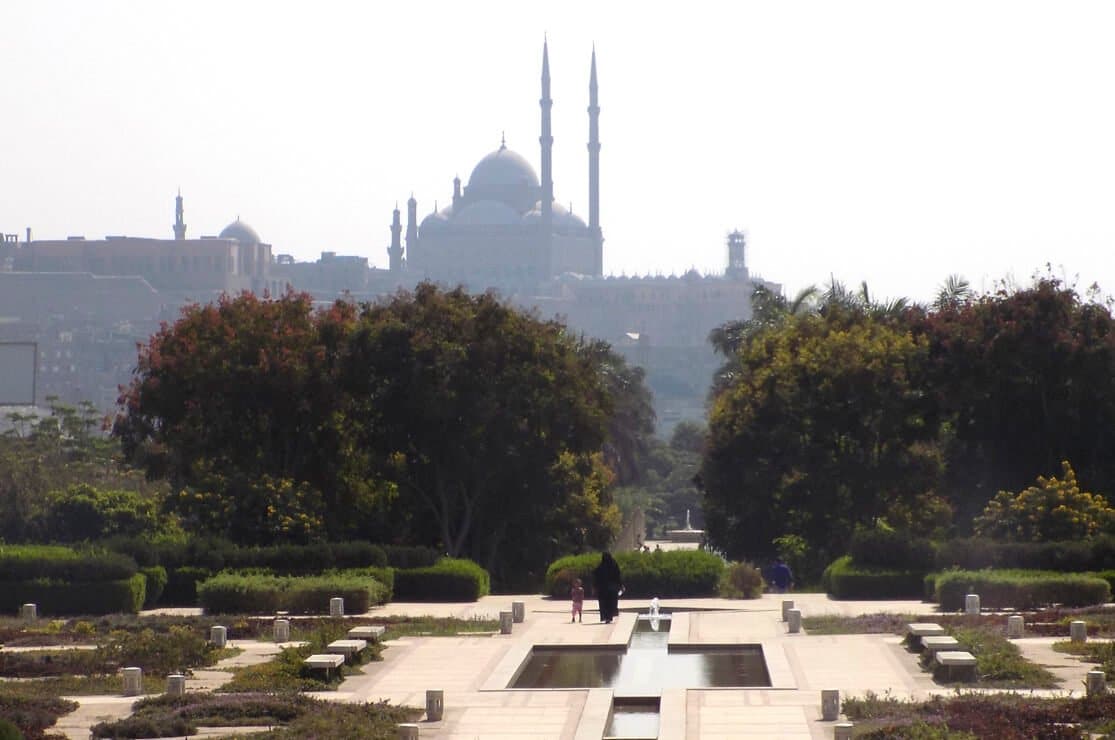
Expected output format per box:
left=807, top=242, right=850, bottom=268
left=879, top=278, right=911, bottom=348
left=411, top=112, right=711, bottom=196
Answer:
left=24, top=595, right=1115, bottom=738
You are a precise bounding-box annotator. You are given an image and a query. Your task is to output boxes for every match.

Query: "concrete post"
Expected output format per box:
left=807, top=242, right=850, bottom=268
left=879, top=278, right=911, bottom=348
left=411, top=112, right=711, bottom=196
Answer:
left=166, top=674, right=186, bottom=697
left=122, top=667, right=143, bottom=696
left=834, top=722, right=854, bottom=740
left=964, top=593, right=980, bottom=615
left=274, top=618, right=291, bottom=642
left=20, top=603, right=37, bottom=621
left=397, top=724, right=419, bottom=739
left=781, top=599, right=794, bottom=622
left=787, top=608, right=802, bottom=634
left=330, top=597, right=345, bottom=617
left=512, top=601, right=525, bottom=623
left=1006, top=615, right=1024, bottom=639
left=426, top=689, right=444, bottom=721
left=499, top=611, right=513, bottom=635
left=821, top=689, right=840, bottom=721
left=1070, top=620, right=1087, bottom=643
left=209, top=625, right=227, bottom=648
left=1086, top=669, right=1106, bottom=697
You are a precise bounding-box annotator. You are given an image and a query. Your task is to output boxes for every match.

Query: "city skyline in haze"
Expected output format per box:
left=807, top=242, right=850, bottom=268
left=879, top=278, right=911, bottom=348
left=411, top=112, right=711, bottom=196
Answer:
left=4, top=2, right=1115, bottom=304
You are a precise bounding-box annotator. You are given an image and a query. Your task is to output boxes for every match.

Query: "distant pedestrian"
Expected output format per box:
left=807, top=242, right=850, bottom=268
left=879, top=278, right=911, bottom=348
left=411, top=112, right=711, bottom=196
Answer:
left=593, top=551, right=623, bottom=624
left=770, top=558, right=793, bottom=594
left=571, top=578, right=585, bottom=623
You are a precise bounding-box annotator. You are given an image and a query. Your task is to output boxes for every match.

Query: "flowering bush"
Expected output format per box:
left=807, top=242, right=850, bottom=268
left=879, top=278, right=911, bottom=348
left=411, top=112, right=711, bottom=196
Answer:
left=974, top=461, right=1115, bottom=542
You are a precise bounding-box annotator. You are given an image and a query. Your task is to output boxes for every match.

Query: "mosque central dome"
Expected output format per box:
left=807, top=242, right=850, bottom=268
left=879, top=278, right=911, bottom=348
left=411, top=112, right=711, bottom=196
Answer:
left=219, top=219, right=261, bottom=245
left=466, top=145, right=540, bottom=190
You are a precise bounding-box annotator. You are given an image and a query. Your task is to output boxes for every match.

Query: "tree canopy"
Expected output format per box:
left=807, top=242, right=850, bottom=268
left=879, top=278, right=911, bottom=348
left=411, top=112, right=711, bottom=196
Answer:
left=114, top=284, right=650, bottom=588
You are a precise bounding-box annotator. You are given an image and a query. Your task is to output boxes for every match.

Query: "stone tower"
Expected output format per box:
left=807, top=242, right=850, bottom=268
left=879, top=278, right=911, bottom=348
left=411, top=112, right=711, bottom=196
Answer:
left=588, top=47, right=603, bottom=276
left=540, top=39, right=554, bottom=278
left=173, top=190, right=187, bottom=240
left=388, top=204, right=403, bottom=272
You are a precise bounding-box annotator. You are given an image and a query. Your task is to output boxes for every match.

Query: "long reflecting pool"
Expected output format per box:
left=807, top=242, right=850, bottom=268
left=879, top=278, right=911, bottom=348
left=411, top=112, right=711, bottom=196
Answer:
left=509, top=616, right=771, bottom=690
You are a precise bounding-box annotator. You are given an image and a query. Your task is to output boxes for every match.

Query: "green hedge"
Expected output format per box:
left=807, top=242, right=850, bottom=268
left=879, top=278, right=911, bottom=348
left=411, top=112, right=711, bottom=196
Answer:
left=381, top=545, right=441, bottom=569
left=544, top=550, right=725, bottom=599
left=0, top=545, right=138, bottom=582
left=140, top=566, right=167, bottom=608
left=1, top=573, right=146, bottom=615
left=821, top=555, right=926, bottom=600
left=105, top=537, right=388, bottom=574
left=933, top=569, right=1112, bottom=611
left=161, top=566, right=212, bottom=606
left=197, top=572, right=389, bottom=614
left=935, top=537, right=1115, bottom=572
left=393, top=558, right=490, bottom=602
left=848, top=529, right=935, bottom=571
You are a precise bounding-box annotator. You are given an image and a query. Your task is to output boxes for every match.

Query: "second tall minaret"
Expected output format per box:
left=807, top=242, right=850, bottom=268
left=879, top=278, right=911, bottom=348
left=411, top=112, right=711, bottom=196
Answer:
left=587, top=47, right=602, bottom=276
left=540, top=39, right=554, bottom=277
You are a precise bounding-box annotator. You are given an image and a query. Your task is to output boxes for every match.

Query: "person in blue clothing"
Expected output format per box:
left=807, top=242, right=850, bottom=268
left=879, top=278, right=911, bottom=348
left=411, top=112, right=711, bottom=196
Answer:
left=769, top=558, right=794, bottom=593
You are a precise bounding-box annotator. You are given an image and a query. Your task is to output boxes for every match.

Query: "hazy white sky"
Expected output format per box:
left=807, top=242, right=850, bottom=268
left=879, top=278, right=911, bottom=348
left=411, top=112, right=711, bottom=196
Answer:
left=4, top=1, right=1114, bottom=304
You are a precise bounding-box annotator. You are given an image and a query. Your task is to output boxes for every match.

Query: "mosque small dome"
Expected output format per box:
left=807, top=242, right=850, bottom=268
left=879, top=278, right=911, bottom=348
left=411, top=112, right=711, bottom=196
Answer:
left=219, top=220, right=261, bottom=244
left=467, top=146, right=540, bottom=190
left=453, top=199, right=521, bottom=226
left=522, top=201, right=588, bottom=233
left=419, top=207, right=453, bottom=235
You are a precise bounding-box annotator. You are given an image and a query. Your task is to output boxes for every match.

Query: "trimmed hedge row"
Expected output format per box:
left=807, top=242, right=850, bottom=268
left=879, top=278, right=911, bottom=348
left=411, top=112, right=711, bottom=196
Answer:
left=197, top=572, right=390, bottom=614
left=107, top=538, right=388, bottom=575
left=848, top=529, right=935, bottom=571
left=544, top=550, right=725, bottom=599
left=0, top=573, right=146, bottom=615
left=821, top=555, right=925, bottom=600
left=0, top=545, right=138, bottom=582
left=393, top=558, right=490, bottom=602
left=932, top=569, right=1111, bottom=611
left=934, top=536, right=1115, bottom=573
left=381, top=545, right=441, bottom=569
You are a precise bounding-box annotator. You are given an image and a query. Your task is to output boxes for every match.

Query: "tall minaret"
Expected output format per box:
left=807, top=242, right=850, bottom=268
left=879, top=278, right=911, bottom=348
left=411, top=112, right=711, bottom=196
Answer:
left=405, top=195, right=419, bottom=262
left=388, top=204, right=403, bottom=272
left=540, top=39, right=554, bottom=277
left=587, top=46, right=602, bottom=276
left=173, top=190, right=187, bottom=240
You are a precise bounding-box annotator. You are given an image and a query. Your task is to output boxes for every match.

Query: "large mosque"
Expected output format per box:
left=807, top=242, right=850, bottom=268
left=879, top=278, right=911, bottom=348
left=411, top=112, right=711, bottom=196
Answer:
left=391, top=41, right=602, bottom=293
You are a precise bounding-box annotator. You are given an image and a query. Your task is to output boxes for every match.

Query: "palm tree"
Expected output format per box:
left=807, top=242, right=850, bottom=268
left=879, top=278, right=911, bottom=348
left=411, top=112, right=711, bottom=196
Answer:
left=933, top=274, right=973, bottom=311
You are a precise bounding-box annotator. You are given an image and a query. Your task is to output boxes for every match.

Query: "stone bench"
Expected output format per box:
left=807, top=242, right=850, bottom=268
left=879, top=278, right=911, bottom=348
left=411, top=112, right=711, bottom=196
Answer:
left=920, top=635, right=960, bottom=657
left=905, top=622, right=946, bottom=650
left=303, top=653, right=345, bottom=679
left=347, top=625, right=386, bottom=641
left=326, top=639, right=368, bottom=663
left=932, top=651, right=977, bottom=682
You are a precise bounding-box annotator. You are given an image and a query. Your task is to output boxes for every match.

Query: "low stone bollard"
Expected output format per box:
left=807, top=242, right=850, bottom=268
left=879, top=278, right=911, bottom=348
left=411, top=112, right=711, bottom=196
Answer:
left=1070, top=620, right=1087, bottom=643
left=274, top=618, right=291, bottom=643
left=964, top=593, right=980, bottom=615
left=512, top=601, right=525, bottom=623
left=20, top=603, right=37, bottom=621
left=781, top=599, right=794, bottom=622
left=210, top=625, right=227, bottom=648
left=166, top=673, right=186, bottom=697
left=1006, top=615, right=1024, bottom=639
left=499, top=610, right=513, bottom=635
left=426, top=689, right=444, bottom=721
left=821, top=688, right=840, bottom=721
left=330, top=597, right=345, bottom=617
left=397, top=723, right=420, bottom=739
left=123, top=667, right=143, bottom=696
left=1087, top=669, right=1107, bottom=697
left=834, top=721, right=854, bottom=740
left=787, top=608, right=802, bottom=634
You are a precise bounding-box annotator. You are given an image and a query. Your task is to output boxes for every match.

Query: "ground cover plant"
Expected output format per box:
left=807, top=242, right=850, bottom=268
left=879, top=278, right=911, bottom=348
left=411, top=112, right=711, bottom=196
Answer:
left=843, top=691, right=1115, bottom=739
left=802, top=607, right=1115, bottom=639
left=1052, top=639, right=1115, bottom=679
left=89, top=693, right=421, bottom=739
left=923, top=625, right=1057, bottom=687
left=218, top=619, right=371, bottom=692
left=0, top=688, right=77, bottom=739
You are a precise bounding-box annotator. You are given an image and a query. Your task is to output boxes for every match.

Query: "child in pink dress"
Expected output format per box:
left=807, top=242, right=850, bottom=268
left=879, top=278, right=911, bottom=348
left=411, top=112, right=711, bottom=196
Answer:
left=571, top=578, right=585, bottom=623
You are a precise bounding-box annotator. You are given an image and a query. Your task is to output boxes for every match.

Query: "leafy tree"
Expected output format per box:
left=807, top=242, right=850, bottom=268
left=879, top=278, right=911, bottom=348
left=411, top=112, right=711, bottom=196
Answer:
left=912, top=278, right=1115, bottom=524
left=339, top=284, right=622, bottom=585
left=973, top=461, right=1115, bottom=541
left=700, top=311, right=942, bottom=576
left=669, top=420, right=705, bottom=454
left=43, top=483, right=165, bottom=542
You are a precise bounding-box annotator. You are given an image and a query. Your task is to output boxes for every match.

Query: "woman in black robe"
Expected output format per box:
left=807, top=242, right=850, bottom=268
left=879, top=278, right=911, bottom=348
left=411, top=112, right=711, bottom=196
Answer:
left=593, top=551, right=623, bottom=623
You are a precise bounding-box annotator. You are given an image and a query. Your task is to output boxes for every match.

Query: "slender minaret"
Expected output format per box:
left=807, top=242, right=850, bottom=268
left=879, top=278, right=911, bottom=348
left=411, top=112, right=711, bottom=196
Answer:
left=173, top=190, right=187, bottom=240
left=587, top=46, right=602, bottom=275
left=540, top=38, right=554, bottom=277
left=452, top=175, right=462, bottom=209
left=388, top=204, right=403, bottom=272
left=405, top=195, right=419, bottom=262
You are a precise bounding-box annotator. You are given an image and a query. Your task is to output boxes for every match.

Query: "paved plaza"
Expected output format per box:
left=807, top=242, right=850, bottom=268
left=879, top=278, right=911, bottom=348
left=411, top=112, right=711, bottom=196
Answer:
left=31, top=593, right=1107, bottom=739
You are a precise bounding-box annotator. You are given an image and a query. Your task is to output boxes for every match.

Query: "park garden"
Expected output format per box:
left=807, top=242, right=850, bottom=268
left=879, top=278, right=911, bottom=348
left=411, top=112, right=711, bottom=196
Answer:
left=2, top=278, right=1115, bottom=737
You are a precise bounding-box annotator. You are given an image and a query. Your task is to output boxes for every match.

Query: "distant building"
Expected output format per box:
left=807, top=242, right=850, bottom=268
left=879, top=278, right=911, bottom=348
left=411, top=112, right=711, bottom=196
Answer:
left=1, top=43, right=778, bottom=432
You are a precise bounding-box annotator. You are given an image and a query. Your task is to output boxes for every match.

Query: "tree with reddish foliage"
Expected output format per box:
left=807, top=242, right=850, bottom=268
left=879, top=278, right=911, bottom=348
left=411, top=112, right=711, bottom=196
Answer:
left=911, top=278, right=1115, bottom=525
